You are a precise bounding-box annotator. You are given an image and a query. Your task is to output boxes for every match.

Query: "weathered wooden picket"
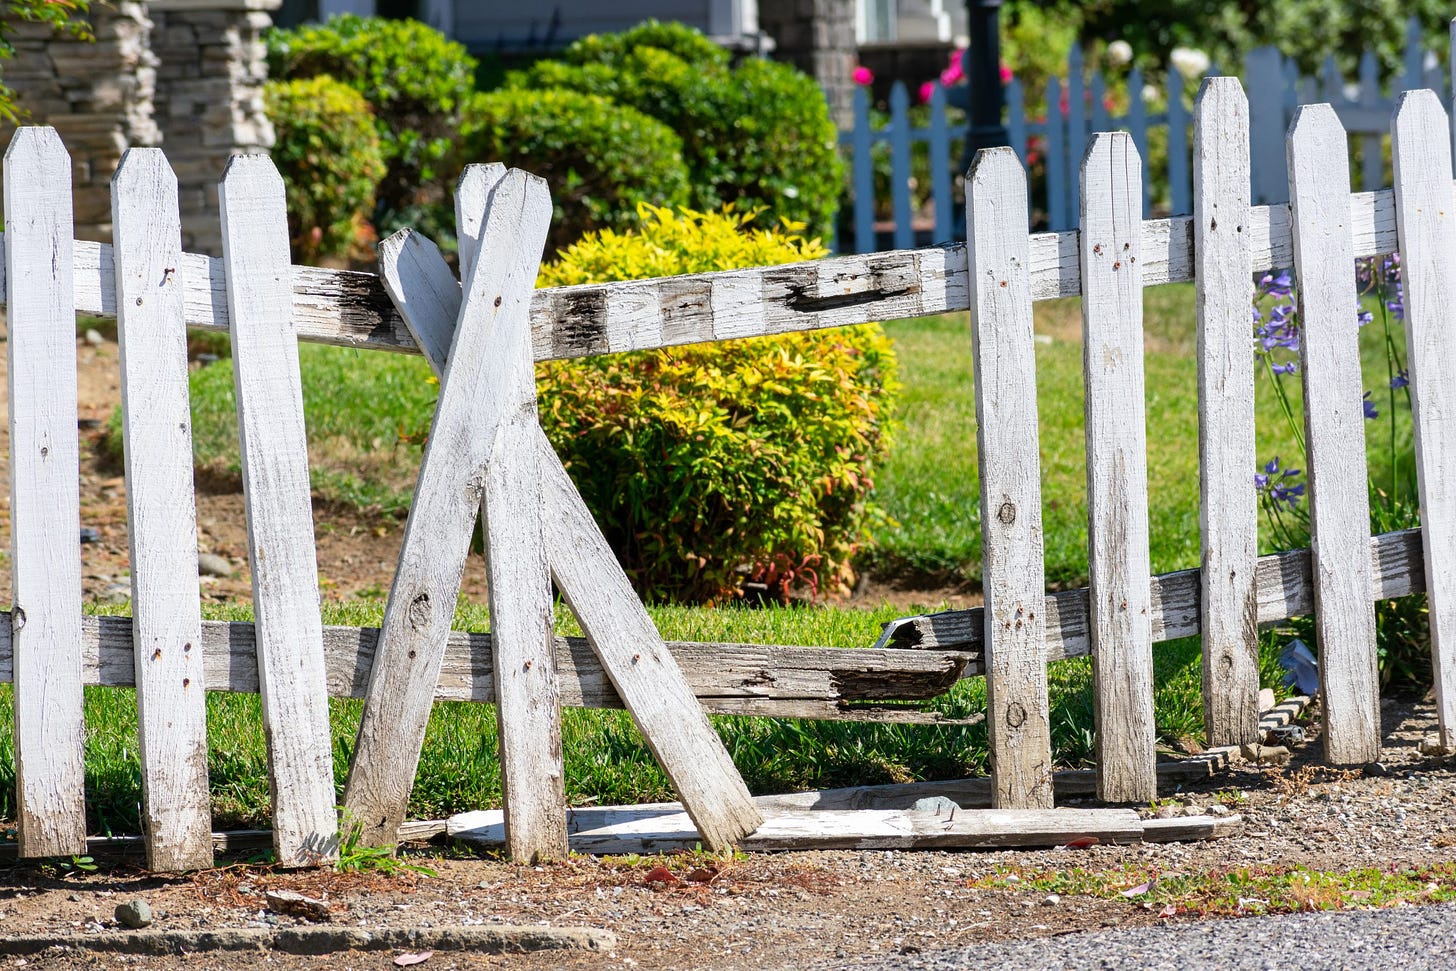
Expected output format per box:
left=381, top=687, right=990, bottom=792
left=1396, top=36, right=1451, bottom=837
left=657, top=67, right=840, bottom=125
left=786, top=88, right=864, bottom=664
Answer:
left=844, top=16, right=1452, bottom=248
left=3, top=59, right=1455, bottom=867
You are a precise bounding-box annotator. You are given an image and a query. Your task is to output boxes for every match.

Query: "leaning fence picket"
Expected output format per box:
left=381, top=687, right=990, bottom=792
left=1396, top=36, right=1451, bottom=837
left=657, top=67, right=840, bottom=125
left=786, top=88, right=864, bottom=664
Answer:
left=1390, top=90, right=1456, bottom=750
left=966, top=149, right=1053, bottom=810
left=111, top=149, right=213, bottom=872
left=1079, top=133, right=1158, bottom=803
left=219, top=155, right=339, bottom=865
left=1286, top=105, right=1381, bottom=765
left=4, top=127, right=87, bottom=858
left=1192, top=79, right=1260, bottom=747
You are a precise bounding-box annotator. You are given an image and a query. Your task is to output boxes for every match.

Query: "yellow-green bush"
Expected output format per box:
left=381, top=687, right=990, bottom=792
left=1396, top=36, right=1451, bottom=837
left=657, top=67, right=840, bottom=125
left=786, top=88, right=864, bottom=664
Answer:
left=263, top=75, right=387, bottom=263
left=534, top=206, right=898, bottom=603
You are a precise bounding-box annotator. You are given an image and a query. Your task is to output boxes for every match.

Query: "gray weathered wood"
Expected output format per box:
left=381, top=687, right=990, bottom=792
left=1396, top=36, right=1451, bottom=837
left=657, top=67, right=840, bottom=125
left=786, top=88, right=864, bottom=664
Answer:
left=219, top=155, right=338, bottom=866
left=2, top=181, right=1446, bottom=361
left=449, top=805, right=1147, bottom=855
left=965, top=148, right=1052, bottom=810
left=378, top=190, right=761, bottom=851
left=876, top=528, right=1424, bottom=663
left=1140, top=814, right=1244, bottom=842
left=1391, top=90, right=1456, bottom=750
left=1287, top=105, right=1381, bottom=765
left=111, top=148, right=213, bottom=871
left=345, top=169, right=565, bottom=859
left=1193, top=78, right=1260, bottom=748
left=4, top=126, right=86, bottom=857
left=1079, top=132, right=1157, bottom=803
left=0, top=613, right=969, bottom=717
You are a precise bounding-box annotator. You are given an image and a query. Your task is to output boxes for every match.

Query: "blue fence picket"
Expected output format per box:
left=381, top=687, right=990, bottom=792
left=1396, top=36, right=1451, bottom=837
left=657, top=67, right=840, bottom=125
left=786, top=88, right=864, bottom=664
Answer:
left=1358, top=51, right=1383, bottom=192
left=1091, top=70, right=1110, bottom=135
left=889, top=81, right=914, bottom=250
left=852, top=87, right=874, bottom=254
left=1126, top=67, right=1150, bottom=217
left=1066, top=44, right=1086, bottom=226
left=928, top=83, right=953, bottom=242
left=1045, top=77, right=1067, bottom=230
left=1166, top=69, right=1190, bottom=216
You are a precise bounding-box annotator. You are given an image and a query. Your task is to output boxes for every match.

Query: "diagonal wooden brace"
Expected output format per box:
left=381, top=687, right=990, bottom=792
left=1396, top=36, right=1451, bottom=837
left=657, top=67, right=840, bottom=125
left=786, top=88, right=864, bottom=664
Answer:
left=371, top=164, right=761, bottom=853
left=343, top=169, right=565, bottom=860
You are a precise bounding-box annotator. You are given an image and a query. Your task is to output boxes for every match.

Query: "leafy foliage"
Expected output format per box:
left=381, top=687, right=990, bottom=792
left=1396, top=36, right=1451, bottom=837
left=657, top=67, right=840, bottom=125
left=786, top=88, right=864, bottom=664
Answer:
left=529, top=206, right=898, bottom=603
left=263, top=15, right=476, bottom=234
left=509, top=20, right=842, bottom=243
left=263, top=75, right=387, bottom=263
left=0, top=0, right=91, bottom=123
left=461, top=88, right=691, bottom=255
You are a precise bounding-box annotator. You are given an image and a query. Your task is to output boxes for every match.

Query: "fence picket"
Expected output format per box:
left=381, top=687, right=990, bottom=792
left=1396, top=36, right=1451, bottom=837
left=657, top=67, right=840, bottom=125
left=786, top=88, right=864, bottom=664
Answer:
left=1167, top=70, right=1190, bottom=215
left=4, top=127, right=86, bottom=858
left=1405, top=16, right=1425, bottom=94
left=966, top=149, right=1053, bottom=809
left=1391, top=90, right=1456, bottom=750
left=1358, top=52, right=1384, bottom=192
left=852, top=88, right=875, bottom=254
left=889, top=82, right=914, bottom=251
left=1246, top=48, right=1287, bottom=205
left=1006, top=76, right=1026, bottom=166
left=111, top=149, right=212, bottom=871
left=1066, top=44, right=1087, bottom=226
left=1079, top=133, right=1157, bottom=802
left=928, top=85, right=953, bottom=242
left=1126, top=67, right=1150, bottom=217
left=1286, top=105, right=1381, bottom=765
left=1192, top=80, right=1260, bottom=747
left=377, top=225, right=761, bottom=854
left=1045, top=78, right=1067, bottom=230
left=219, top=155, right=338, bottom=865
left=1090, top=71, right=1109, bottom=135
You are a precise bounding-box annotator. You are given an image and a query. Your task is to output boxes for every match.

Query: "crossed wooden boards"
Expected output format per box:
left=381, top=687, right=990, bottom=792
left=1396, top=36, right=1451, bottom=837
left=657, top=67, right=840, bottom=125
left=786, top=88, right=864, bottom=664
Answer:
left=339, top=165, right=761, bottom=860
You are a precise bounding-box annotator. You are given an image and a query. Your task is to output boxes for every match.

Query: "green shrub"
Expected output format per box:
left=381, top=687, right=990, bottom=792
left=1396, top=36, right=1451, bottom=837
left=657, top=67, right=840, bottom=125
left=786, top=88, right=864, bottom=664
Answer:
left=509, top=20, right=842, bottom=242
left=264, top=15, right=476, bottom=234
left=263, top=75, right=387, bottom=263
left=461, top=89, right=691, bottom=254
left=534, top=206, right=898, bottom=604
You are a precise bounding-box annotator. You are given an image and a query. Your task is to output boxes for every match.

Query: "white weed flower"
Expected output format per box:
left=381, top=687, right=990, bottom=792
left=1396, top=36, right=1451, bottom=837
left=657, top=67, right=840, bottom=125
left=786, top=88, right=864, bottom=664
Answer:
left=1169, top=46, right=1211, bottom=79
left=1106, top=40, right=1133, bottom=67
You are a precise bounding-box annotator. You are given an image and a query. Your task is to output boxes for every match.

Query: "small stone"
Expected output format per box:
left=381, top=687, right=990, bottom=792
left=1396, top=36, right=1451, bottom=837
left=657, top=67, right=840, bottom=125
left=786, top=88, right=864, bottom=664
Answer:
left=1364, top=762, right=1390, bottom=777
left=1258, top=688, right=1276, bottom=711
left=1181, top=805, right=1204, bottom=817
left=1241, top=743, right=1291, bottom=764
left=197, top=553, right=233, bottom=577
left=79, top=527, right=101, bottom=545
left=1266, top=725, right=1306, bottom=745
left=1042, top=894, right=1060, bottom=906
left=912, top=796, right=961, bottom=815
left=1154, top=804, right=1180, bottom=819
left=1207, top=804, right=1231, bottom=816
left=264, top=889, right=330, bottom=921
left=115, top=900, right=152, bottom=929
left=84, top=328, right=105, bottom=347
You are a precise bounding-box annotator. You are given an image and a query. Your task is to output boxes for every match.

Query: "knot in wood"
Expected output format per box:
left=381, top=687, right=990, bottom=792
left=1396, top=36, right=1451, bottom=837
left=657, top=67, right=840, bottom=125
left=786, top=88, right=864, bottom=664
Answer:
left=406, top=591, right=431, bottom=630
left=997, top=501, right=1017, bottom=525
left=1006, top=702, right=1027, bottom=729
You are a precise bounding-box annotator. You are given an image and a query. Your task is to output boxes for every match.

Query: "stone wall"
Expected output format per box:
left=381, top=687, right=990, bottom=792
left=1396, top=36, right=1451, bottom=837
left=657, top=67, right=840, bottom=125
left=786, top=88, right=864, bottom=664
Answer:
left=757, top=0, right=858, bottom=129
left=0, top=0, right=278, bottom=254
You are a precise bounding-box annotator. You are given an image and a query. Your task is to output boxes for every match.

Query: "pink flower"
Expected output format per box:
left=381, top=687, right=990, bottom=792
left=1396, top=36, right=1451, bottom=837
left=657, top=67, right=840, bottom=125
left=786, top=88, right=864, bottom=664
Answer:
left=919, top=81, right=935, bottom=103
left=1000, top=63, right=1013, bottom=84
left=852, top=65, right=874, bottom=85
left=941, top=53, right=964, bottom=86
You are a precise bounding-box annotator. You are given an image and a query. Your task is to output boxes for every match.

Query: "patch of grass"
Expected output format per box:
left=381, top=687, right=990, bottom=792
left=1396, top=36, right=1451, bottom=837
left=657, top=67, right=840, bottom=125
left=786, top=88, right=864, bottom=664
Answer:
left=970, top=861, right=1456, bottom=916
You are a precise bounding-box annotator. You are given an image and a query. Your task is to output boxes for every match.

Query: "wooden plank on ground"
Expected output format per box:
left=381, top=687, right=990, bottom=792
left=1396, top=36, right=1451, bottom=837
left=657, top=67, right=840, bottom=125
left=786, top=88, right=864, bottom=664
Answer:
left=875, top=528, right=1425, bottom=666
left=345, top=169, right=565, bottom=860
left=378, top=169, right=761, bottom=850
left=3, top=126, right=87, bottom=858
left=1287, top=105, right=1381, bottom=766
left=1079, top=132, right=1158, bottom=803
left=448, top=805, right=1147, bottom=854
left=219, top=155, right=338, bottom=866
left=0, top=612, right=971, bottom=716
left=1193, top=78, right=1260, bottom=748
left=965, top=148, right=1052, bottom=810
left=1391, top=90, right=1456, bottom=751
left=111, top=148, right=213, bottom=872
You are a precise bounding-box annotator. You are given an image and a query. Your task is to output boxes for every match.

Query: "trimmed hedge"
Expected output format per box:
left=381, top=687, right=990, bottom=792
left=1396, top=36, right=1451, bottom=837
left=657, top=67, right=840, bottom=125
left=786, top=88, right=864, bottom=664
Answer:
left=462, top=88, right=692, bottom=254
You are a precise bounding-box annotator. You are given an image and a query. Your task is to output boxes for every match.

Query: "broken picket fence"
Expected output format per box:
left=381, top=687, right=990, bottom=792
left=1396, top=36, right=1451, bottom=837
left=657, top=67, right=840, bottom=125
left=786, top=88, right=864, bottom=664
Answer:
left=1, top=71, right=1453, bottom=870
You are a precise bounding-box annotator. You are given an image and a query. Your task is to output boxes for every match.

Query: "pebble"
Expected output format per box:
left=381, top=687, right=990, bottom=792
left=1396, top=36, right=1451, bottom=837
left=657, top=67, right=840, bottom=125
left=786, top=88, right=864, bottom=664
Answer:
left=79, top=527, right=101, bottom=545
left=1241, top=743, right=1291, bottom=764
left=1042, top=894, right=1060, bottom=906
left=115, top=900, right=152, bottom=929
left=84, top=329, right=105, bottom=347
left=265, top=889, right=331, bottom=921
left=197, top=553, right=234, bottom=577
left=911, top=797, right=961, bottom=815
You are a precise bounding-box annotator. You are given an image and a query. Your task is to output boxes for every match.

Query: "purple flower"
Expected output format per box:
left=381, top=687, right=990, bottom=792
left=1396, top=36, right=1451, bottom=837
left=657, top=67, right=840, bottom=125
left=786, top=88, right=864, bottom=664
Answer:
left=1357, top=309, right=1373, bottom=327
left=1255, top=455, right=1305, bottom=510
left=1363, top=390, right=1378, bottom=419
left=1272, top=361, right=1298, bottom=375
left=1391, top=370, right=1410, bottom=390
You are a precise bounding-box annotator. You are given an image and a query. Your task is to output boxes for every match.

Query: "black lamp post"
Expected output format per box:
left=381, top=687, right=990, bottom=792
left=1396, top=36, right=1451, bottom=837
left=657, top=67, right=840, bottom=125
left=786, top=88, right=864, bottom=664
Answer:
left=948, top=0, right=1009, bottom=182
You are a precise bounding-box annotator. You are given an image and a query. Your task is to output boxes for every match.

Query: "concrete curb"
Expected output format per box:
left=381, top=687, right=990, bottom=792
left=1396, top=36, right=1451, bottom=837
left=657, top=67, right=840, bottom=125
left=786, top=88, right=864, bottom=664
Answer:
left=0, top=924, right=617, bottom=957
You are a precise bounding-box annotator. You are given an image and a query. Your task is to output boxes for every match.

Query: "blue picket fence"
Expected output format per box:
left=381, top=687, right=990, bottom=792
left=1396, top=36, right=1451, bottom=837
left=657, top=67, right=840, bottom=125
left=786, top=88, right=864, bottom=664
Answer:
left=841, top=17, right=1451, bottom=253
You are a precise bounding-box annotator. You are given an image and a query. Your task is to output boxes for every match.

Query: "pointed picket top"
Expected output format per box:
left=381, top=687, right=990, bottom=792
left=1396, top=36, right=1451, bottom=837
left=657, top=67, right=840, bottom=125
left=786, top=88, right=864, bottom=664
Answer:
left=5, top=125, right=87, bottom=859
left=1391, top=89, right=1456, bottom=749
left=454, top=162, right=506, bottom=291
left=111, top=146, right=213, bottom=871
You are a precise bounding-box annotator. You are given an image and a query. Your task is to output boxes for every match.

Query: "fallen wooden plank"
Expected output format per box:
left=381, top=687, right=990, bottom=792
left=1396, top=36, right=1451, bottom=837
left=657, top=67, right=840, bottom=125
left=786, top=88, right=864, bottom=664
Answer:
left=1141, top=814, right=1243, bottom=842
left=448, top=805, right=1146, bottom=854
left=0, top=180, right=1432, bottom=361
left=874, top=528, right=1424, bottom=664
left=0, top=820, right=447, bottom=861
left=0, top=614, right=967, bottom=720
left=380, top=202, right=760, bottom=853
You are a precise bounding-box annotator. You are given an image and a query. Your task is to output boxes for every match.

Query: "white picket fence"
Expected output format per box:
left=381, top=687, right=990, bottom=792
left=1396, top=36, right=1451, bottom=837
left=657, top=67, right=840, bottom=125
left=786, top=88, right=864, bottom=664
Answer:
left=4, top=66, right=1456, bottom=867
left=843, top=16, right=1452, bottom=249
